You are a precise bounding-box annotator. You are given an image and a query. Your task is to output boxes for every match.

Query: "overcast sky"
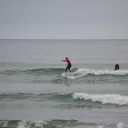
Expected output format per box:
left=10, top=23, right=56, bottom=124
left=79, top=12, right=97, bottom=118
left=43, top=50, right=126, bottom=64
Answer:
left=0, top=0, right=128, bottom=39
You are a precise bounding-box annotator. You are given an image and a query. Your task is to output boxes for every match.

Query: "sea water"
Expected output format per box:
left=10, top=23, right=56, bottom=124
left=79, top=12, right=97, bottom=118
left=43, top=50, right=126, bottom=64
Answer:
left=0, top=39, right=128, bottom=128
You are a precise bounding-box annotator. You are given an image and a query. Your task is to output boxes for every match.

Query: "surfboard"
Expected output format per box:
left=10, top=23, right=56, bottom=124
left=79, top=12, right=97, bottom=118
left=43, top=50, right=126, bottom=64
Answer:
left=61, top=72, right=73, bottom=78
left=62, top=72, right=72, bottom=75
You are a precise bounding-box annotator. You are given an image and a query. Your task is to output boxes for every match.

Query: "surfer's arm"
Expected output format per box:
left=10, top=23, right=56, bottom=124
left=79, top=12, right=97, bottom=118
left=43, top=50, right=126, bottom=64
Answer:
left=61, top=60, right=66, bottom=62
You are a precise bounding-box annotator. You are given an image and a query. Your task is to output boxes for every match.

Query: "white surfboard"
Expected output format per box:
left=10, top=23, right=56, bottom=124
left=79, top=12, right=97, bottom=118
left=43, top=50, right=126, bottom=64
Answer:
left=61, top=72, right=75, bottom=79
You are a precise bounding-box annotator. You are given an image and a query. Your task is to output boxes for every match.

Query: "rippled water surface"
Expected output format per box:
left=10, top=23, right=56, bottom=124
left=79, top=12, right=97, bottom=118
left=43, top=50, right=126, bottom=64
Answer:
left=0, top=39, right=128, bottom=128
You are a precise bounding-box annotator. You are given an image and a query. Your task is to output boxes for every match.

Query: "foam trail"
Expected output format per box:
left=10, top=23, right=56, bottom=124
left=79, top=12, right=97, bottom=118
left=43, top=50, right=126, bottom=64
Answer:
left=73, top=93, right=128, bottom=105
left=18, top=121, right=44, bottom=128
left=62, top=68, right=128, bottom=79
left=72, top=68, right=128, bottom=76
left=61, top=72, right=76, bottom=79
left=117, top=122, right=128, bottom=128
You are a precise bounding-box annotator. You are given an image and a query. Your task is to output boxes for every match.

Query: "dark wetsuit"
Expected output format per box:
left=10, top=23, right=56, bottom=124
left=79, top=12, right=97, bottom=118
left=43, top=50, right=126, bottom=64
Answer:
left=65, top=59, right=72, bottom=72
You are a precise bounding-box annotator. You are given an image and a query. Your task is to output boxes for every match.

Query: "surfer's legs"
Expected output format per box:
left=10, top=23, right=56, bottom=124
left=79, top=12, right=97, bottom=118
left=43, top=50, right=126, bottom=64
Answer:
left=65, top=64, right=72, bottom=72
left=68, top=68, right=71, bottom=72
left=65, top=67, right=68, bottom=72
left=65, top=66, right=68, bottom=72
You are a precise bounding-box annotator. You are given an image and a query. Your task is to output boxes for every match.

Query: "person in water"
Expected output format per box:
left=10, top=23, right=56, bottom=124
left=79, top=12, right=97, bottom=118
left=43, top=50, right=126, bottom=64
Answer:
left=114, top=64, right=119, bottom=70
left=61, top=57, right=72, bottom=73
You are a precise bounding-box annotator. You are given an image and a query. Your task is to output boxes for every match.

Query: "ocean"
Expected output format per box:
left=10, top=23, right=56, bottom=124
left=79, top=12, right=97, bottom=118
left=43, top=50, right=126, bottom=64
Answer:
left=0, top=39, right=128, bottom=128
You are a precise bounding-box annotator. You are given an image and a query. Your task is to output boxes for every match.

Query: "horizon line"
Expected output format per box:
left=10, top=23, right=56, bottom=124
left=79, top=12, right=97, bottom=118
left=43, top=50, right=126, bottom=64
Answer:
left=0, top=38, right=128, bottom=40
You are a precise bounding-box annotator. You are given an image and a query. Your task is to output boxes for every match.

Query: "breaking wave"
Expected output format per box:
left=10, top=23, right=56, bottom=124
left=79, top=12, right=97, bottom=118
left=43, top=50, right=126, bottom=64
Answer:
left=65, top=68, right=128, bottom=79
left=75, top=68, right=128, bottom=75
left=73, top=93, right=128, bottom=105
left=0, top=68, right=128, bottom=84
left=0, top=120, right=128, bottom=128
left=1, top=92, right=128, bottom=106
left=0, top=68, right=128, bottom=76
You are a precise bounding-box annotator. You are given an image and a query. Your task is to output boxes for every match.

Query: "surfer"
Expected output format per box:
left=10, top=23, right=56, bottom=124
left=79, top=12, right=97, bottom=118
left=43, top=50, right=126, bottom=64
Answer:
left=61, top=57, right=72, bottom=73
left=114, top=64, right=119, bottom=70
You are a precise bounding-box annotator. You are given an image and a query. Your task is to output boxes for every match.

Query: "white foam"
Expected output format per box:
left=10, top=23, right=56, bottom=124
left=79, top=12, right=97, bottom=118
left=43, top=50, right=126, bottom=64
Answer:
left=73, top=93, right=128, bottom=105
left=61, top=72, right=72, bottom=76
left=17, top=121, right=26, bottom=128
left=61, top=72, right=76, bottom=79
left=62, top=69, right=128, bottom=79
left=117, top=122, right=128, bottom=128
left=17, top=121, right=44, bottom=128
left=96, top=124, right=105, bottom=128
left=72, top=68, right=128, bottom=76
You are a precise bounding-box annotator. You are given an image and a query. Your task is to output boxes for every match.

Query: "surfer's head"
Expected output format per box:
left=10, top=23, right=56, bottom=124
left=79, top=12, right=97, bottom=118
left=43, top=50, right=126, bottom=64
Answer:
left=66, top=57, right=68, bottom=60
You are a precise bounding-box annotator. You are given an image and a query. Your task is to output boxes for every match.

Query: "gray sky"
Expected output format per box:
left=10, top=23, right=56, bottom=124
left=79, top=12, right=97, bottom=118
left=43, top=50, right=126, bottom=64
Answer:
left=0, top=0, right=128, bottom=39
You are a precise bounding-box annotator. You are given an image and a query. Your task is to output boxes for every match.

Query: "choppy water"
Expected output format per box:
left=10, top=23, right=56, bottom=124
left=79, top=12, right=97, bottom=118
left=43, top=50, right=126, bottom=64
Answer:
left=0, top=39, right=128, bottom=128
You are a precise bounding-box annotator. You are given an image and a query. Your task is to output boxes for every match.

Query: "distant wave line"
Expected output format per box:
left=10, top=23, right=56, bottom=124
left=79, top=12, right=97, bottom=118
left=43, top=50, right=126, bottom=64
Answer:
left=0, top=92, right=128, bottom=106
left=0, top=68, right=128, bottom=77
left=73, top=93, right=128, bottom=105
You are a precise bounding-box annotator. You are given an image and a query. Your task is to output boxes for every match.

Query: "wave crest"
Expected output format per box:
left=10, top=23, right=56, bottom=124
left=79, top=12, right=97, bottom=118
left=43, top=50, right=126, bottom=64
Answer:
left=62, top=68, right=128, bottom=79
left=73, top=93, right=128, bottom=105
left=1, top=68, right=128, bottom=76
left=73, top=68, right=128, bottom=75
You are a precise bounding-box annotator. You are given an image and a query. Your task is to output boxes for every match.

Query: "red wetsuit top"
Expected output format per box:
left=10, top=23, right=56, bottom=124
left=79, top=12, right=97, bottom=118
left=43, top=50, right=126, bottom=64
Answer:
left=66, top=59, right=71, bottom=65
